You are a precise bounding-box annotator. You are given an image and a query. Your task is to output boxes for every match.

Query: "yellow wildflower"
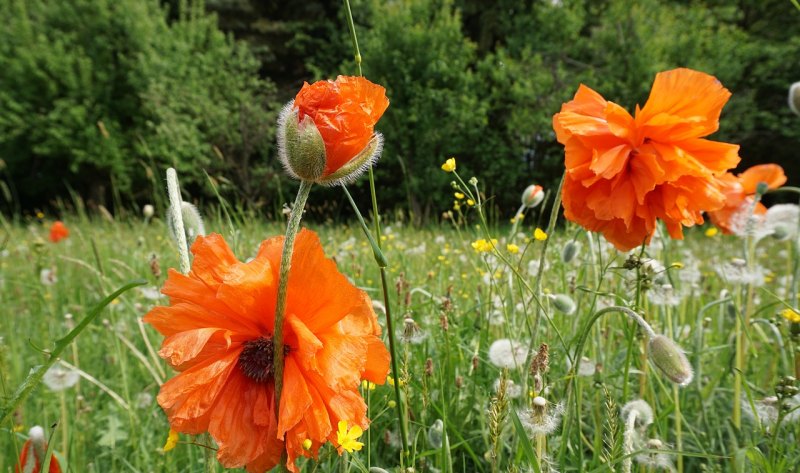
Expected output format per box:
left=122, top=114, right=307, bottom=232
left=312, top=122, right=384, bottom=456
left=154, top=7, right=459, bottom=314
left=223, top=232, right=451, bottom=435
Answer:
left=336, top=421, right=364, bottom=453
left=454, top=192, right=465, bottom=199
left=781, top=308, right=800, bottom=323
left=534, top=228, right=548, bottom=241
left=302, top=439, right=313, bottom=450
left=506, top=243, right=520, bottom=254
left=705, top=227, right=718, bottom=237
left=361, top=380, right=376, bottom=391
left=163, top=429, right=179, bottom=452
left=471, top=238, right=497, bottom=253
left=466, top=199, right=475, bottom=206
left=441, top=158, right=456, bottom=172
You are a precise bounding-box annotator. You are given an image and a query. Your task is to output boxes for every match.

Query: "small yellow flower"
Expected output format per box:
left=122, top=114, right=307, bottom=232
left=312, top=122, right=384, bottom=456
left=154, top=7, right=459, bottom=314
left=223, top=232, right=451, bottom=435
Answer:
left=466, top=199, right=475, bottom=206
left=387, top=376, right=405, bottom=387
left=441, top=157, right=456, bottom=172
left=705, top=227, right=718, bottom=237
left=361, top=380, right=376, bottom=391
left=437, top=255, right=446, bottom=261
left=672, top=262, right=684, bottom=269
left=388, top=400, right=397, bottom=408
left=337, top=421, right=364, bottom=453
left=454, top=192, right=465, bottom=200
left=471, top=238, right=497, bottom=253
left=302, top=439, right=313, bottom=450
left=506, top=243, right=520, bottom=254
left=533, top=228, right=548, bottom=241
left=12, top=424, right=24, bottom=433
left=36, top=211, right=44, bottom=219
left=163, top=429, right=179, bottom=452
left=453, top=202, right=461, bottom=211
left=781, top=308, right=800, bottom=323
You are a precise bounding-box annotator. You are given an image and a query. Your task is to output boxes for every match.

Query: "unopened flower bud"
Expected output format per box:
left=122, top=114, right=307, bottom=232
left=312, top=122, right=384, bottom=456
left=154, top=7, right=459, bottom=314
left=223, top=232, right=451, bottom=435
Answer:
left=648, top=335, right=693, bottom=386
left=562, top=241, right=580, bottom=263
left=278, top=108, right=327, bottom=181
left=771, top=224, right=791, bottom=241
left=143, top=204, right=154, bottom=219
left=551, top=294, right=576, bottom=315
left=168, top=201, right=206, bottom=244
left=789, top=82, right=800, bottom=116
left=755, top=181, right=769, bottom=196
left=521, top=185, right=544, bottom=208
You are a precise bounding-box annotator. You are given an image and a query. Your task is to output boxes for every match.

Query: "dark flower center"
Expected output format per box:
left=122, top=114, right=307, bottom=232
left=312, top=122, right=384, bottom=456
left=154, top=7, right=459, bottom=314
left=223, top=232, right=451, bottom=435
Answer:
left=238, top=337, right=287, bottom=384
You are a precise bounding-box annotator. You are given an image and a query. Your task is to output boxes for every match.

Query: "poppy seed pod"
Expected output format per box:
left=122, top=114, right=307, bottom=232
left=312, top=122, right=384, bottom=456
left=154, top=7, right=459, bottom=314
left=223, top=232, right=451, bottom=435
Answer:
left=648, top=335, right=693, bottom=386
left=789, top=82, right=800, bottom=115
left=522, top=185, right=544, bottom=208
left=277, top=76, right=389, bottom=185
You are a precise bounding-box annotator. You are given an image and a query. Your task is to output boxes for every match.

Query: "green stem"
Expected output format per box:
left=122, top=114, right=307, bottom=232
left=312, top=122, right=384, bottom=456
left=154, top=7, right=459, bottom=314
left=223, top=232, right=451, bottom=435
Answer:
left=341, top=186, right=409, bottom=460
left=341, top=0, right=410, bottom=463
left=272, top=180, right=313, bottom=470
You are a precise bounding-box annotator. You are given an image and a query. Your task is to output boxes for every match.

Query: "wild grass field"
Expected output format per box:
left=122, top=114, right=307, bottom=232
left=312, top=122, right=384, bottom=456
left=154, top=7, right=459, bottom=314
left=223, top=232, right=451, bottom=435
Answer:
left=1, top=189, right=799, bottom=472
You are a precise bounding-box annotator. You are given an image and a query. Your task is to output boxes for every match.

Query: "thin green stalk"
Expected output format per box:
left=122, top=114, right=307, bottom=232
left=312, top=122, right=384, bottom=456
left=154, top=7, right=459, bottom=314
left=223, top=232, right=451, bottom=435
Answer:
left=342, top=0, right=410, bottom=462
left=341, top=186, right=409, bottom=460
left=273, top=179, right=313, bottom=472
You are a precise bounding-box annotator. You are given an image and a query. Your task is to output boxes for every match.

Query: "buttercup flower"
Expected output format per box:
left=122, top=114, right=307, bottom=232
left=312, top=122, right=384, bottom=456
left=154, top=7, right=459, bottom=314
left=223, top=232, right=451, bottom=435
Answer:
left=441, top=157, right=456, bottom=172
left=277, top=76, right=389, bottom=184
left=707, top=164, right=786, bottom=235
left=49, top=221, right=69, bottom=243
left=144, top=230, right=390, bottom=472
left=553, top=68, right=741, bottom=251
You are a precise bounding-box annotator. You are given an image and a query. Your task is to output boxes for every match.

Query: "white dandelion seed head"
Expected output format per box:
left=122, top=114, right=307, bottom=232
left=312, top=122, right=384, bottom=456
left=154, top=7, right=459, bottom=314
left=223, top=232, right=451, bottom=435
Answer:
left=717, top=259, right=766, bottom=286
left=488, top=339, right=528, bottom=369
left=648, top=283, right=682, bottom=307
left=741, top=396, right=780, bottom=427
left=577, top=357, right=596, bottom=377
left=434, top=235, right=446, bottom=245
left=635, top=438, right=676, bottom=472
left=621, top=399, right=654, bottom=428
left=397, top=317, right=427, bottom=344
left=487, top=310, right=505, bottom=326
left=43, top=363, right=79, bottom=391
left=40, top=268, right=56, bottom=286
left=138, top=286, right=162, bottom=301
left=518, top=399, right=564, bottom=436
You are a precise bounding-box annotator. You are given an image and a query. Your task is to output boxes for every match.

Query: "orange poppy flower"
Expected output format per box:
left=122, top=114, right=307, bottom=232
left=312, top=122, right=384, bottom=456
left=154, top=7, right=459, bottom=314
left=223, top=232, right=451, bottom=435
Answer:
left=553, top=68, right=741, bottom=251
left=16, top=426, right=62, bottom=473
left=278, top=76, right=389, bottom=184
left=144, top=229, right=390, bottom=472
left=707, top=164, right=787, bottom=234
left=49, top=221, right=69, bottom=243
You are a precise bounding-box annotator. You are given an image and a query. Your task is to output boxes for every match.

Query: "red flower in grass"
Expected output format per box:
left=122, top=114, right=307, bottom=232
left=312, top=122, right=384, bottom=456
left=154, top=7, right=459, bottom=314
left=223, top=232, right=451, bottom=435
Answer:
left=144, top=229, right=390, bottom=472
left=16, top=426, right=62, bottom=473
left=49, top=221, right=69, bottom=243
left=708, top=164, right=787, bottom=234
left=553, top=68, right=741, bottom=251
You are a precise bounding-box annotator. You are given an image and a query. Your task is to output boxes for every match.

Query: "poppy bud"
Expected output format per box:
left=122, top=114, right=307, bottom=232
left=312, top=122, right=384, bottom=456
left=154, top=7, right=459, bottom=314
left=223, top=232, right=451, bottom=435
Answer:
left=277, top=76, right=389, bottom=185
left=550, top=294, right=576, bottom=315
left=561, top=241, right=580, bottom=263
left=648, top=335, right=693, bottom=386
left=521, top=185, right=544, bottom=208
left=167, top=202, right=205, bottom=245
left=771, top=223, right=791, bottom=241
left=789, top=81, right=800, bottom=116
left=143, top=204, right=155, bottom=219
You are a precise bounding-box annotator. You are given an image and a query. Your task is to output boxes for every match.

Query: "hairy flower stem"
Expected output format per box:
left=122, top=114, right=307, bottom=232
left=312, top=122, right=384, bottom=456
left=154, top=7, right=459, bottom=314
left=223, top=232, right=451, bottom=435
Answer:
left=342, top=0, right=410, bottom=461
left=560, top=306, right=656, bottom=459
left=273, top=179, right=313, bottom=470
left=166, top=168, right=190, bottom=274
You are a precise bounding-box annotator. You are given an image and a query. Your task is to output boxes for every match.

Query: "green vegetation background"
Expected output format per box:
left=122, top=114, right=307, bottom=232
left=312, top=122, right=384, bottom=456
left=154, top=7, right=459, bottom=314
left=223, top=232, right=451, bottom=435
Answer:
left=1, top=0, right=798, bottom=219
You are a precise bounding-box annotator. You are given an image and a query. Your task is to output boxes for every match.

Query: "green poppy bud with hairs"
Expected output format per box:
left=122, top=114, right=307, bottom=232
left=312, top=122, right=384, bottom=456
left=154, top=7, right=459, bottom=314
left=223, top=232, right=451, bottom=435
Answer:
left=550, top=294, right=576, bottom=314
left=648, top=334, right=693, bottom=386
left=789, top=82, right=800, bottom=116
left=562, top=240, right=580, bottom=263
left=167, top=201, right=206, bottom=245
